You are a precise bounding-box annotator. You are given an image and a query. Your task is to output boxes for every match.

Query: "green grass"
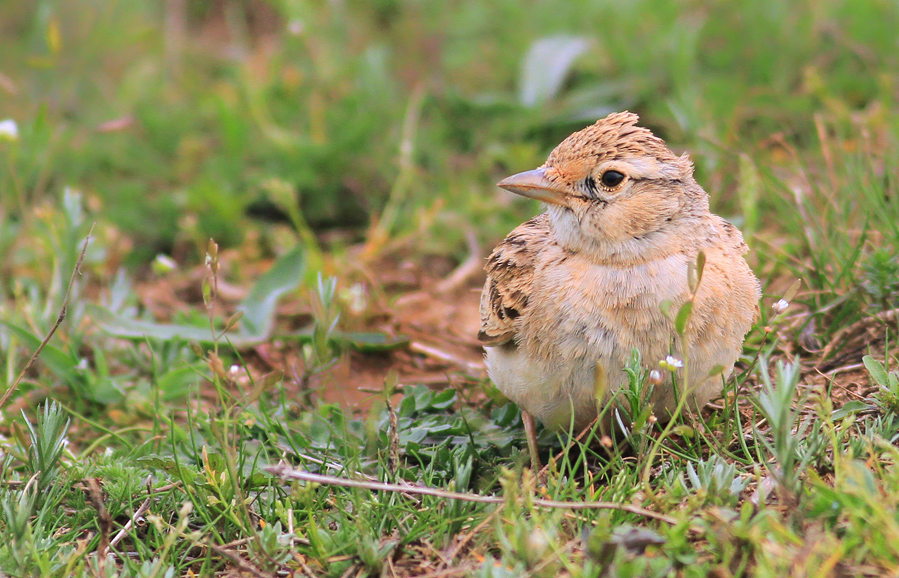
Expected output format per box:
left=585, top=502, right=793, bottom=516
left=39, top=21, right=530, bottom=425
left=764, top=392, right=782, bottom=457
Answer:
left=2, top=0, right=899, bottom=576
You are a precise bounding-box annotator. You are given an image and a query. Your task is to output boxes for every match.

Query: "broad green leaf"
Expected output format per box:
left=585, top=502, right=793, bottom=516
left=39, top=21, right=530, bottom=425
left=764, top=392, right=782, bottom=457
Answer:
left=430, top=389, right=457, bottom=410
left=341, top=331, right=409, bottom=352
left=863, top=355, right=889, bottom=387
left=87, top=304, right=246, bottom=346
left=88, top=245, right=409, bottom=352
left=519, top=35, right=590, bottom=107
left=831, top=400, right=871, bottom=420
left=238, top=246, right=306, bottom=336
left=90, top=303, right=408, bottom=351
left=278, top=329, right=409, bottom=351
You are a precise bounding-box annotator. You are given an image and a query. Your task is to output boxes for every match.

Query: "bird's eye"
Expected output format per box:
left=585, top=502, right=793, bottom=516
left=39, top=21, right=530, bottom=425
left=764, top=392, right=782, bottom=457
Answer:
left=600, top=170, right=626, bottom=188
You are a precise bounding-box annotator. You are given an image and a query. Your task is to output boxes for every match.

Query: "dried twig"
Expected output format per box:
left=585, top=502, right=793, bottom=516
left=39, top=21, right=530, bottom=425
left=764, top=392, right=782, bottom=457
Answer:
left=84, top=477, right=111, bottom=572
left=0, top=225, right=94, bottom=412
left=109, top=495, right=153, bottom=549
left=109, top=478, right=183, bottom=549
left=386, top=552, right=400, bottom=578
left=265, top=465, right=679, bottom=525
left=435, top=230, right=482, bottom=295
left=409, top=341, right=484, bottom=374
left=386, top=395, right=400, bottom=476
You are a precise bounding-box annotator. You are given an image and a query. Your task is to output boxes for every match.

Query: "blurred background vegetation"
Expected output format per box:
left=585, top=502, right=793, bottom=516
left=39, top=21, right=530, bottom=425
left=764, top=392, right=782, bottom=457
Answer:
left=4, top=2, right=899, bottom=575
left=3, top=0, right=898, bottom=267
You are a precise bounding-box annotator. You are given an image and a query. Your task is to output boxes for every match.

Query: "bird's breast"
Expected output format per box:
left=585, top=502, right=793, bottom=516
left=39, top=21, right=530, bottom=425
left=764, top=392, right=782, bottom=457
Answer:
left=520, top=251, right=691, bottom=364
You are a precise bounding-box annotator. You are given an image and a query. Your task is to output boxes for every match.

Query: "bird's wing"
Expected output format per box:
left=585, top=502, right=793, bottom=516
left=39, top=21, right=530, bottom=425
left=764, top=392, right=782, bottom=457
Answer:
left=689, top=217, right=761, bottom=343
left=478, top=214, right=551, bottom=346
left=715, top=218, right=750, bottom=256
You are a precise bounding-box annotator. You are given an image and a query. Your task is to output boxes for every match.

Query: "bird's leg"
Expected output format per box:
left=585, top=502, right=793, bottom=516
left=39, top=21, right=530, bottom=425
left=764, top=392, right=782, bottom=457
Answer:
left=522, top=410, right=542, bottom=474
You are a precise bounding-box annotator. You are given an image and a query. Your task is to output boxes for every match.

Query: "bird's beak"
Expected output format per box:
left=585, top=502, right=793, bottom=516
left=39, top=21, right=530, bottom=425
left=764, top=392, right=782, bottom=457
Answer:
left=497, top=168, right=569, bottom=206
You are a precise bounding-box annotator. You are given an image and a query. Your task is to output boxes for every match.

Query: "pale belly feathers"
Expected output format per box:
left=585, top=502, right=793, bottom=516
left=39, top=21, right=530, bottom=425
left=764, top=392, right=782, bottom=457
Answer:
left=485, top=250, right=743, bottom=430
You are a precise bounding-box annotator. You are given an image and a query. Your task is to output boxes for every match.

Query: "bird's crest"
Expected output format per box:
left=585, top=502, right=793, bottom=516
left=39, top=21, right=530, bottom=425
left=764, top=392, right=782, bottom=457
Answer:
left=546, top=111, right=680, bottom=167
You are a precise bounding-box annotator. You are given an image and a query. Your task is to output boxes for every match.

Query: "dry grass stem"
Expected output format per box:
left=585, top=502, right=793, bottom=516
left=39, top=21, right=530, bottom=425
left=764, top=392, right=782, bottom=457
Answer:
left=265, top=465, right=679, bottom=524
left=0, top=224, right=94, bottom=412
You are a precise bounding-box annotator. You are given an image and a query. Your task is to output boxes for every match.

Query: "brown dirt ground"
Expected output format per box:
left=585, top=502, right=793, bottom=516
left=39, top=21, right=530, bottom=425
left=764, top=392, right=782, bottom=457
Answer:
left=127, top=242, right=896, bottom=421
left=131, top=247, right=489, bottom=415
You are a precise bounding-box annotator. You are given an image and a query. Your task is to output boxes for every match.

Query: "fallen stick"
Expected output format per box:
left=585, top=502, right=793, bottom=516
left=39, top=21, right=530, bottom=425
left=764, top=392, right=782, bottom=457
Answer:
left=265, top=464, right=678, bottom=525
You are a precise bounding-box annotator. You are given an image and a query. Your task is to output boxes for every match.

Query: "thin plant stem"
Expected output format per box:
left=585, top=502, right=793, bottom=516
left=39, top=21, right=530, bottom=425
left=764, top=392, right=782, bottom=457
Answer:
left=266, top=465, right=681, bottom=525
left=0, top=224, right=94, bottom=412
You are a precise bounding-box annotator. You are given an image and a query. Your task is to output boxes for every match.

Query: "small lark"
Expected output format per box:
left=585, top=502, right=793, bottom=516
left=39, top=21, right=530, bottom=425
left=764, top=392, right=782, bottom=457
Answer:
left=479, top=112, right=760, bottom=468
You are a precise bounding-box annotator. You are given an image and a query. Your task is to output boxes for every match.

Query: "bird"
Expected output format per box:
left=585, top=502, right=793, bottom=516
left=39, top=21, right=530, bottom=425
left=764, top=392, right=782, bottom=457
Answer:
left=478, top=111, right=760, bottom=471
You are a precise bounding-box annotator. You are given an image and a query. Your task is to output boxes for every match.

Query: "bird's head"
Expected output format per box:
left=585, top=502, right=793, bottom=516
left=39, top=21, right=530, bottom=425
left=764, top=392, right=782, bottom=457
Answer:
left=498, top=112, right=708, bottom=261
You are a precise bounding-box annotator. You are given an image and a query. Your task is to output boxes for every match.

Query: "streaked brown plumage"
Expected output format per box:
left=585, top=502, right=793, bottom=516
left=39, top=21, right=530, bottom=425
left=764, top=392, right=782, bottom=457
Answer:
left=479, top=112, right=760, bottom=464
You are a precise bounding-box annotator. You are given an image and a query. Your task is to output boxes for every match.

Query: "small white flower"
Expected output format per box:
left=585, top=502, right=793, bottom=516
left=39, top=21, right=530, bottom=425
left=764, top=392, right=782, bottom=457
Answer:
left=288, top=19, right=304, bottom=35
left=0, top=119, right=18, bottom=142
left=229, top=364, right=240, bottom=375
left=773, top=298, right=790, bottom=314
left=660, top=355, right=684, bottom=371
left=342, top=283, right=368, bottom=315
left=153, top=254, right=178, bottom=273
left=648, top=369, right=663, bottom=385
